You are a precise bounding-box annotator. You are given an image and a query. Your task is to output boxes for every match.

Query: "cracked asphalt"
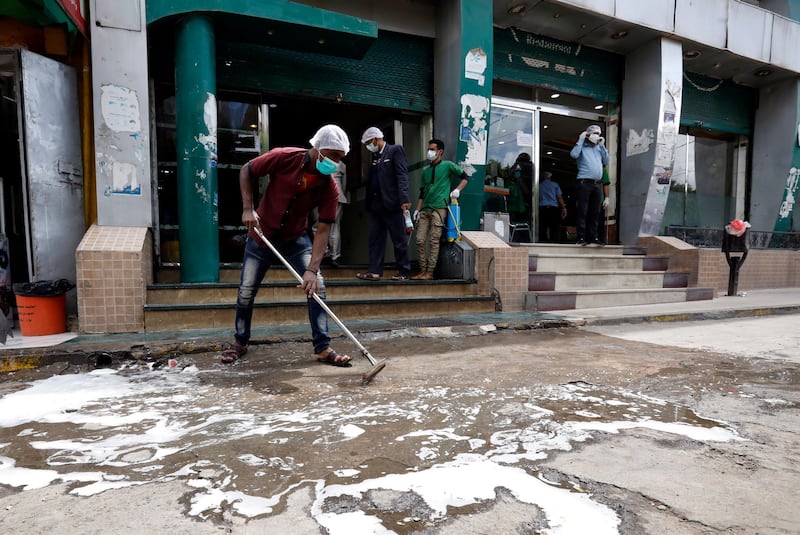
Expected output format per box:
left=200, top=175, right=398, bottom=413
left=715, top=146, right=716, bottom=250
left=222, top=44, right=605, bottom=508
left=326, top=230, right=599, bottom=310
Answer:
left=0, top=315, right=798, bottom=534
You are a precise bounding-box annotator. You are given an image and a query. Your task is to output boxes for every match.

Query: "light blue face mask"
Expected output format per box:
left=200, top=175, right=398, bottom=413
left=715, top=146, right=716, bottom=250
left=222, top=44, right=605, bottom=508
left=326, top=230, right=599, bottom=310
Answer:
left=316, top=154, right=338, bottom=175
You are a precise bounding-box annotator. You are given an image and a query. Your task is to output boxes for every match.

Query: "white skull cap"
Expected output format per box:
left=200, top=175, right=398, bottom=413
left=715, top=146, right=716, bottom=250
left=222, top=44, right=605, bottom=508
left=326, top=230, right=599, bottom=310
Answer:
left=360, top=126, right=384, bottom=144
left=587, top=124, right=602, bottom=134
left=309, top=124, right=350, bottom=155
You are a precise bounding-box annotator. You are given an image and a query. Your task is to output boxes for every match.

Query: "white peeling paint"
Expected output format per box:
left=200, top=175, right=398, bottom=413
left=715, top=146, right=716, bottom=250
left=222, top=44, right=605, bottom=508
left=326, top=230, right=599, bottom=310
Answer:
left=195, top=92, right=217, bottom=159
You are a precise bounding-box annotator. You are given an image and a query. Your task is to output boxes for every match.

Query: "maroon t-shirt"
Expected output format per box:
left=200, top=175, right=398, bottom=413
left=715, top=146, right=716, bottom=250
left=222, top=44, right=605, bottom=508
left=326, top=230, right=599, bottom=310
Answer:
left=247, top=147, right=339, bottom=242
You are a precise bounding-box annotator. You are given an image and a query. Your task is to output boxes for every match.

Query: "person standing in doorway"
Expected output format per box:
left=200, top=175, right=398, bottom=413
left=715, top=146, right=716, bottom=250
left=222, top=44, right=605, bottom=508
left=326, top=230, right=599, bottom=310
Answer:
left=596, top=167, right=611, bottom=245
left=569, top=124, right=609, bottom=245
left=412, top=139, right=468, bottom=280
left=537, top=171, right=567, bottom=243
left=509, top=153, right=533, bottom=225
left=221, top=124, right=352, bottom=368
left=357, top=126, right=412, bottom=281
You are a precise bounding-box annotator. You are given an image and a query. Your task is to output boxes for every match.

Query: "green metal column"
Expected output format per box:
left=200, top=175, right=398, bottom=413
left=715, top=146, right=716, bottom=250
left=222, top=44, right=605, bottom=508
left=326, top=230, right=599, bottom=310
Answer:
left=453, top=0, right=493, bottom=231
left=175, top=14, right=219, bottom=282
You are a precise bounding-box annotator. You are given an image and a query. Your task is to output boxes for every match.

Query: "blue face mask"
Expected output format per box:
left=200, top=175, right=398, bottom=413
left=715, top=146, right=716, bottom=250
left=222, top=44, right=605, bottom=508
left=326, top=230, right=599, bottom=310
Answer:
left=316, top=154, right=338, bottom=175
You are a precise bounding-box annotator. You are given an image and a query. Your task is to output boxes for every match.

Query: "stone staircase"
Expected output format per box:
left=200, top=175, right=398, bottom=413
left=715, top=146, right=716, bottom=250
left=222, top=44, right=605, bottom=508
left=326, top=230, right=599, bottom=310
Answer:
left=522, top=243, right=714, bottom=311
left=144, top=265, right=496, bottom=332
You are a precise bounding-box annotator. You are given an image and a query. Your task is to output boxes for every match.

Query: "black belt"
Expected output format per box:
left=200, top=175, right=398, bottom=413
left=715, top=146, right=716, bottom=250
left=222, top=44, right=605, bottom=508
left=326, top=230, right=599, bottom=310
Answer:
left=577, top=179, right=601, bottom=184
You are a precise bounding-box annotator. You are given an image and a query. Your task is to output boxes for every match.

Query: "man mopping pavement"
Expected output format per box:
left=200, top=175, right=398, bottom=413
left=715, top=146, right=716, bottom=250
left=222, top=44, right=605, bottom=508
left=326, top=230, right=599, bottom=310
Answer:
left=221, top=124, right=352, bottom=367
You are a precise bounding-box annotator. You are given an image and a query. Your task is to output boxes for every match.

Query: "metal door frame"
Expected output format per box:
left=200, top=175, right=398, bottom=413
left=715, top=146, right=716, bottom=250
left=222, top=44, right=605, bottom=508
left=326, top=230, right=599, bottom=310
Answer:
left=491, top=95, right=607, bottom=242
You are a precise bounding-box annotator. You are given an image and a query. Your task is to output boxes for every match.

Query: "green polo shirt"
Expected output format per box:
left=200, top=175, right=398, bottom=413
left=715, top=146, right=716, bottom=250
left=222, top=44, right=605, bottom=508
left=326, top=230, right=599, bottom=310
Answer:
left=419, top=160, right=465, bottom=210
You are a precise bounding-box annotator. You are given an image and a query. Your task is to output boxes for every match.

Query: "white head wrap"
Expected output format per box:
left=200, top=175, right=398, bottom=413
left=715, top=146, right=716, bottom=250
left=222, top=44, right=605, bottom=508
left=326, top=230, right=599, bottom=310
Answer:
left=360, top=126, right=384, bottom=144
left=309, top=124, right=350, bottom=155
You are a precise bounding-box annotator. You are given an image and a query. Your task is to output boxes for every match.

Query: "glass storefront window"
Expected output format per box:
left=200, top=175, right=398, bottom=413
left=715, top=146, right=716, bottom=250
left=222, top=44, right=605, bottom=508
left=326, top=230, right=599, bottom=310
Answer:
left=664, top=130, right=747, bottom=231
left=154, top=86, right=266, bottom=265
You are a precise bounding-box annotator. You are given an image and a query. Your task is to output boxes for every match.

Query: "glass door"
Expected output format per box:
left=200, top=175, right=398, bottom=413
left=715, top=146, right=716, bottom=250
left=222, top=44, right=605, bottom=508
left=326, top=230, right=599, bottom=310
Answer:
left=490, top=95, right=609, bottom=243
left=486, top=103, right=535, bottom=240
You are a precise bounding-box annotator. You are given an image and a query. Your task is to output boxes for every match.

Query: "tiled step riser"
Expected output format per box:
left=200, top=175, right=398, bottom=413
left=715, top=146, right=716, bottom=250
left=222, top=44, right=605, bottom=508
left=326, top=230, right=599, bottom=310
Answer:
left=529, top=272, right=671, bottom=291
left=533, top=256, right=648, bottom=272
left=574, top=290, right=689, bottom=309
left=156, top=268, right=392, bottom=285
left=147, top=283, right=478, bottom=305
left=522, top=244, right=632, bottom=257
left=525, top=289, right=705, bottom=311
left=144, top=299, right=495, bottom=331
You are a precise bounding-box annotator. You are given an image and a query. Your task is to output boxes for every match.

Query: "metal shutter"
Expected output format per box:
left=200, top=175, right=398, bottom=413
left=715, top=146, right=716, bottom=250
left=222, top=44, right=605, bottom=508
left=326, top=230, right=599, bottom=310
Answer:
left=681, top=72, right=756, bottom=135
left=217, top=30, right=433, bottom=113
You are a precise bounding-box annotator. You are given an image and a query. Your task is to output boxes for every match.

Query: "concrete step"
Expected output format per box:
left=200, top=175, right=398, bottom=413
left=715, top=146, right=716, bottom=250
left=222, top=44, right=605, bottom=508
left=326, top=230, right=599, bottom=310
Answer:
left=518, top=243, right=644, bottom=257
left=524, top=287, right=714, bottom=312
left=528, top=271, right=689, bottom=291
left=155, top=266, right=370, bottom=284
left=530, top=254, right=668, bottom=272
left=147, top=279, right=480, bottom=305
left=143, top=295, right=497, bottom=331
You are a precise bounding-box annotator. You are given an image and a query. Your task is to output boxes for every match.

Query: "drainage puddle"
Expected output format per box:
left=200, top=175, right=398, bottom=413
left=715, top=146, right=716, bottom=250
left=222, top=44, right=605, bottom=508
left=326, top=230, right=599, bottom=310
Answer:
left=0, top=365, right=744, bottom=534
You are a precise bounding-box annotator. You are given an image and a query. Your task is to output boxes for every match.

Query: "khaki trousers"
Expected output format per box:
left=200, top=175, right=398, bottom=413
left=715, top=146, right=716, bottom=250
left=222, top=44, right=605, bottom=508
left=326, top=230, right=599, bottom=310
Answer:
left=415, top=208, right=447, bottom=271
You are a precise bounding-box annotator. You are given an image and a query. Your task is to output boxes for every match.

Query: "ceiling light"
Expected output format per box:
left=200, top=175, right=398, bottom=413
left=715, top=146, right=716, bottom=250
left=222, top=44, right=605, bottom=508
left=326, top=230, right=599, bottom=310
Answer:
left=550, top=93, right=560, bottom=99
left=543, top=125, right=549, bottom=129
left=507, top=2, right=527, bottom=15
left=754, top=68, right=772, bottom=77
left=683, top=50, right=701, bottom=60
left=249, top=124, right=257, bottom=129
left=224, top=60, right=233, bottom=67
left=546, top=151, right=553, bottom=155
left=610, top=30, right=629, bottom=40
left=498, top=141, right=505, bottom=145
left=594, top=104, right=604, bottom=110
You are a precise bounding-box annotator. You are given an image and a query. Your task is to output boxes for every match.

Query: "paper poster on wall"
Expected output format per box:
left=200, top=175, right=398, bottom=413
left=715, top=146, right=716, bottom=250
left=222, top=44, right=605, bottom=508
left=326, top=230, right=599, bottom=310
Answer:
left=626, top=128, right=654, bottom=156
left=111, top=161, right=141, bottom=195
left=516, top=131, right=533, bottom=147
left=100, top=84, right=141, bottom=133
left=465, top=48, right=487, bottom=86
left=459, top=94, right=489, bottom=166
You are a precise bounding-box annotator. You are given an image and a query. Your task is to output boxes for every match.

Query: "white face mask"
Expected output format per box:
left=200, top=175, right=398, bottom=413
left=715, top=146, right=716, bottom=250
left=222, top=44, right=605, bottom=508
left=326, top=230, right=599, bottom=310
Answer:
left=366, top=142, right=379, bottom=153
left=426, top=149, right=438, bottom=161
left=588, top=133, right=601, bottom=144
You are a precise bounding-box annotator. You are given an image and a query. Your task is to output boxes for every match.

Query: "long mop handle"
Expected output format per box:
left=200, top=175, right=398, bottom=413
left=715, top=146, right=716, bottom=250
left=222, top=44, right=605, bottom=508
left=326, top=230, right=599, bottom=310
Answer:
left=252, top=226, right=380, bottom=367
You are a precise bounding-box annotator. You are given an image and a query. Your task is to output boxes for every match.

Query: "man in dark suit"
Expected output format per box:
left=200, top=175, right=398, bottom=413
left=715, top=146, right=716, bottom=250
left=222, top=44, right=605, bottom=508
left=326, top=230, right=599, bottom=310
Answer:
left=357, top=126, right=412, bottom=281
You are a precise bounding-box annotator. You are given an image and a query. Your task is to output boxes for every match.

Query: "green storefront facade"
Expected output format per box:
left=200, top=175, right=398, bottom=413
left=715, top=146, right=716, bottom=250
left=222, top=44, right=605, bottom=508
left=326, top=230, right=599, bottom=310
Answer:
left=140, top=0, right=788, bottom=282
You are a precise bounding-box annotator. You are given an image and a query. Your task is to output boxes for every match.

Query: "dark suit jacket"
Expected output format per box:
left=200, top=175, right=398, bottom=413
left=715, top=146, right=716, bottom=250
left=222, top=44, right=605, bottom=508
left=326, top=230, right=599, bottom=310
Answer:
left=367, top=144, right=409, bottom=212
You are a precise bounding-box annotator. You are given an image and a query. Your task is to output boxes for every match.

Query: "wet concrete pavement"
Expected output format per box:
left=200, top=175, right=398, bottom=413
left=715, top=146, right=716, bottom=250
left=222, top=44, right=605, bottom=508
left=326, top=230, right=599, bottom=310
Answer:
left=0, top=316, right=798, bottom=534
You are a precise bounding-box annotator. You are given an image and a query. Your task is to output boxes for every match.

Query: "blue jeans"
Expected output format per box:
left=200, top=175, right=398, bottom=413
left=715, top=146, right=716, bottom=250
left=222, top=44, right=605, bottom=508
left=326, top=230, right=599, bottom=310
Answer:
left=235, top=235, right=330, bottom=354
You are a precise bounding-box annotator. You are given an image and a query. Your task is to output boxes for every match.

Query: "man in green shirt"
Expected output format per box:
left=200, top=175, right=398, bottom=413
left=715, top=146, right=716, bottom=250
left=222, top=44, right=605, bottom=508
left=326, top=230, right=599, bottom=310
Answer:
left=412, top=139, right=468, bottom=280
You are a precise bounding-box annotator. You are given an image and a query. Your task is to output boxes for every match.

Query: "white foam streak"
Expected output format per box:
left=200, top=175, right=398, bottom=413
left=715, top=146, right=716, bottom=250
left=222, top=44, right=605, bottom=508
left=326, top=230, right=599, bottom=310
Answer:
left=316, top=455, right=619, bottom=535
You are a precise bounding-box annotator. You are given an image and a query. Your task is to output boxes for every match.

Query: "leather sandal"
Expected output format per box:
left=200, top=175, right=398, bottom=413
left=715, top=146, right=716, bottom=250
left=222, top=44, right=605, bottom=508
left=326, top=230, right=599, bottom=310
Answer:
left=315, top=348, right=352, bottom=367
